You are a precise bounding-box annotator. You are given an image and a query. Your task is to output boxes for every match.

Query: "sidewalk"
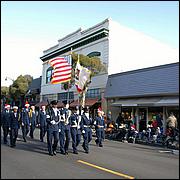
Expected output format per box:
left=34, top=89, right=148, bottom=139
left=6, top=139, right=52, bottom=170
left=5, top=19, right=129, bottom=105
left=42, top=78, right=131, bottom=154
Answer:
left=104, top=137, right=179, bottom=155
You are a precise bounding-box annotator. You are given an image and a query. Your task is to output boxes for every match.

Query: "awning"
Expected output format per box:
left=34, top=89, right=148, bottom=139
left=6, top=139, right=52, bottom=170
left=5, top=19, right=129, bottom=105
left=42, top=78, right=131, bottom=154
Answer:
left=35, top=101, right=48, bottom=107
left=35, top=101, right=65, bottom=108
left=155, top=97, right=179, bottom=106
left=111, top=96, right=179, bottom=107
left=57, top=101, right=64, bottom=108
left=70, top=98, right=99, bottom=108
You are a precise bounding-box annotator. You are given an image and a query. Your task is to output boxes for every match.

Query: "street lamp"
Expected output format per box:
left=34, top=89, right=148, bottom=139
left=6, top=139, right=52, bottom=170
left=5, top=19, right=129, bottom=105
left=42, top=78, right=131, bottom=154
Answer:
left=5, top=76, right=15, bottom=106
left=5, top=76, right=15, bottom=82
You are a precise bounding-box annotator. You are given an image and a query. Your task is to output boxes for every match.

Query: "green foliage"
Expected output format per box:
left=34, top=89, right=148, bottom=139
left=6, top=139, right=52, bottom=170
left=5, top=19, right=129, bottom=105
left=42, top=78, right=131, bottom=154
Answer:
left=9, top=75, right=33, bottom=100
left=24, top=74, right=33, bottom=85
left=1, top=86, right=9, bottom=97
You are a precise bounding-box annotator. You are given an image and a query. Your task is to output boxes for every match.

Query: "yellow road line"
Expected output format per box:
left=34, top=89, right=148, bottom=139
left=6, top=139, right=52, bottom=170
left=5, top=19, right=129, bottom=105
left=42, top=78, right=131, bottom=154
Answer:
left=77, top=160, right=135, bottom=179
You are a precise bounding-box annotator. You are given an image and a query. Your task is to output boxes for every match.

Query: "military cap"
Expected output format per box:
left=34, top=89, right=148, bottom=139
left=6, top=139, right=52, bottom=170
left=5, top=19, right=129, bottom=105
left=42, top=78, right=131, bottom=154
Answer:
left=51, top=100, right=58, bottom=105
left=83, top=106, right=89, bottom=112
left=62, top=100, right=68, bottom=105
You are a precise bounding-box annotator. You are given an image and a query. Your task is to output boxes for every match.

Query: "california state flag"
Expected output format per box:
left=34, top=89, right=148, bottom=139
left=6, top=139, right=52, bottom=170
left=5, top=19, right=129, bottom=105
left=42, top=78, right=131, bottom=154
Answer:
left=75, top=59, right=91, bottom=93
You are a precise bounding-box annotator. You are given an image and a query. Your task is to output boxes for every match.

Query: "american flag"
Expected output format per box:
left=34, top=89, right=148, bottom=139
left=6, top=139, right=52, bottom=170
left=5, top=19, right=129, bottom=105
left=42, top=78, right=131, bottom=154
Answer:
left=49, top=55, right=72, bottom=84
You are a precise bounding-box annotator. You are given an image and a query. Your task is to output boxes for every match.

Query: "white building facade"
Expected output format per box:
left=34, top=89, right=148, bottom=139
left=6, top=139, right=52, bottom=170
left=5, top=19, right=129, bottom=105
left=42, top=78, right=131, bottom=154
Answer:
left=40, top=18, right=178, bottom=111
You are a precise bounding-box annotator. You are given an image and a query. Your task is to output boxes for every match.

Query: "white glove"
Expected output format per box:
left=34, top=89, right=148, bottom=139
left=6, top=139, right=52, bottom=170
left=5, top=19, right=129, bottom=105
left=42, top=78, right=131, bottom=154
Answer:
left=59, top=129, right=61, bottom=132
left=46, top=115, right=50, bottom=118
left=50, top=120, right=56, bottom=125
left=22, top=122, right=24, bottom=126
left=82, top=130, right=85, bottom=134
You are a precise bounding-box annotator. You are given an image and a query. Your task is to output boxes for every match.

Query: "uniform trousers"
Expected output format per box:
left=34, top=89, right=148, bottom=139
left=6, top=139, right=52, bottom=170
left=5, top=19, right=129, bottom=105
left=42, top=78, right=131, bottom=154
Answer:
left=59, top=123, right=71, bottom=153
left=82, top=127, right=92, bottom=152
left=10, top=128, right=18, bottom=146
left=47, top=129, right=59, bottom=154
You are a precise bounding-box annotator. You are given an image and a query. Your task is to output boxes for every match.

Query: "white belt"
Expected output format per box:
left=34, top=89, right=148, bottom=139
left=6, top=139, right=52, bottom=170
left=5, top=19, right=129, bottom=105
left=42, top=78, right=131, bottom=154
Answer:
left=71, top=125, right=77, bottom=128
left=60, top=120, right=65, bottom=122
left=99, top=125, right=104, bottom=128
left=84, top=125, right=90, bottom=128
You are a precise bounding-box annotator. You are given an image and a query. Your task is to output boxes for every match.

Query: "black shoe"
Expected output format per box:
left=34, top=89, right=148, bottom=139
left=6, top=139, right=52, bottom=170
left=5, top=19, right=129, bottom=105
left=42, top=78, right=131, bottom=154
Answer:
left=61, top=152, right=66, bottom=155
left=40, top=139, right=43, bottom=142
left=4, top=141, right=7, bottom=144
left=65, top=151, right=68, bottom=155
left=49, top=152, right=53, bottom=156
left=85, top=151, right=89, bottom=154
left=82, top=144, right=85, bottom=150
left=73, top=151, right=78, bottom=154
left=10, top=145, right=15, bottom=148
left=23, top=139, right=27, bottom=142
left=53, top=151, right=56, bottom=155
left=99, top=144, right=103, bottom=147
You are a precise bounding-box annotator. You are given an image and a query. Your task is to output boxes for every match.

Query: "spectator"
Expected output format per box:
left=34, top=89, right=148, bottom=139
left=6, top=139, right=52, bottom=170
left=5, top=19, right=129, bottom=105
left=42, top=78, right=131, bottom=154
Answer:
left=166, top=112, right=178, bottom=137
left=116, top=112, right=125, bottom=128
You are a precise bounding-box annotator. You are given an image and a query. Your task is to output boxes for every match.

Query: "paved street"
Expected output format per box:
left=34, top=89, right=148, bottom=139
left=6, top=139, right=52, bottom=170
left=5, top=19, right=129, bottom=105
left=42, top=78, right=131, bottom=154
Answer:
left=1, top=128, right=179, bottom=179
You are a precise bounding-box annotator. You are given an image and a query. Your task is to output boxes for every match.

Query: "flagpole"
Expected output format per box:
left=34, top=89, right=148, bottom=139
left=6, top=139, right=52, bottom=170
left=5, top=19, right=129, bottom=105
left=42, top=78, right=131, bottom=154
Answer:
left=67, top=81, right=70, bottom=104
left=67, top=47, right=73, bottom=105
left=77, top=53, right=82, bottom=114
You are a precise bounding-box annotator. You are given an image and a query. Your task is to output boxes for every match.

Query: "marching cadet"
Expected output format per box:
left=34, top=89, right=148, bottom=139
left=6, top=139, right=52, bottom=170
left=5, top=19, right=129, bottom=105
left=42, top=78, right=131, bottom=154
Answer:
left=21, top=102, right=30, bottom=142
left=81, top=106, right=93, bottom=153
left=94, top=107, right=105, bottom=147
left=38, top=105, right=47, bottom=142
left=46, top=100, right=60, bottom=156
left=1, top=104, right=11, bottom=144
left=59, top=102, right=71, bottom=155
left=29, top=105, right=36, bottom=139
left=69, top=107, right=82, bottom=154
left=9, top=106, right=20, bottom=147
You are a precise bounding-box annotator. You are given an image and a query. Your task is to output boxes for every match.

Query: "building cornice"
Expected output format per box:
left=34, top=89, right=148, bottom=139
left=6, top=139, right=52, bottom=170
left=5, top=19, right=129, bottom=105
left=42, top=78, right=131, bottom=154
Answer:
left=40, top=28, right=109, bottom=61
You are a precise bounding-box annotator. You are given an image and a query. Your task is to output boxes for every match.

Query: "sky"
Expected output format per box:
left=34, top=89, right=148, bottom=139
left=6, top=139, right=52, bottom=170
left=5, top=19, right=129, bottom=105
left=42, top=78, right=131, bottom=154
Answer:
left=1, top=1, right=179, bottom=87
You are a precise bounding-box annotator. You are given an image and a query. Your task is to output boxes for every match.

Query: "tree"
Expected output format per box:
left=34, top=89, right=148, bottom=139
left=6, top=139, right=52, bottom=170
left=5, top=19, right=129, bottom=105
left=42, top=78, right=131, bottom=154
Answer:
left=1, top=86, right=9, bottom=97
left=9, top=75, right=33, bottom=107
left=24, top=74, right=33, bottom=85
left=1, top=86, right=10, bottom=104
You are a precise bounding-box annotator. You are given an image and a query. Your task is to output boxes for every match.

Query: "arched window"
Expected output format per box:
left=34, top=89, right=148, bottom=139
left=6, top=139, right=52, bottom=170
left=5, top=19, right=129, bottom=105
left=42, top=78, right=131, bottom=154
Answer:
left=87, top=51, right=101, bottom=58
left=46, top=67, right=53, bottom=84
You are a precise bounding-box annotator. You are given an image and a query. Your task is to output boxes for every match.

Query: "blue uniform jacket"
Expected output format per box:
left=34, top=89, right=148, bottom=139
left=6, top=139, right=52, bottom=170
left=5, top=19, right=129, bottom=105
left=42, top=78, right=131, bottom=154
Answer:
left=2, top=110, right=11, bottom=127
left=95, top=116, right=105, bottom=129
left=69, top=113, right=78, bottom=127
left=69, top=113, right=83, bottom=134
left=21, top=109, right=30, bottom=125
left=46, top=108, right=60, bottom=131
left=59, top=108, right=71, bottom=130
left=38, top=110, right=47, bottom=127
left=10, top=112, right=19, bottom=129
left=81, top=114, right=93, bottom=130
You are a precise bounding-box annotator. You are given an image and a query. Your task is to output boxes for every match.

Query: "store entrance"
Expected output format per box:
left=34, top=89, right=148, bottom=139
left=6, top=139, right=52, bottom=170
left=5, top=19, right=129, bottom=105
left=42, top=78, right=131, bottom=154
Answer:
left=139, top=108, right=147, bottom=132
